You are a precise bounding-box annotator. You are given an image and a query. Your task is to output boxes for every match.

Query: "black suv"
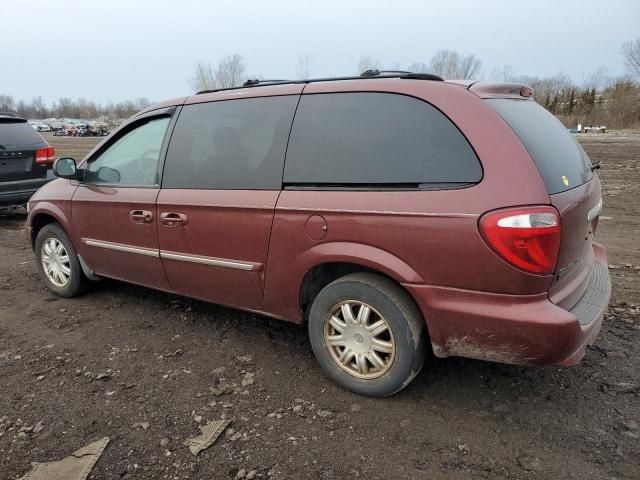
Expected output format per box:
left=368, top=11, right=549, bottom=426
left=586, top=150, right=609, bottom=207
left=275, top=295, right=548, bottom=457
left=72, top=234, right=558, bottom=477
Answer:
left=0, top=115, right=55, bottom=206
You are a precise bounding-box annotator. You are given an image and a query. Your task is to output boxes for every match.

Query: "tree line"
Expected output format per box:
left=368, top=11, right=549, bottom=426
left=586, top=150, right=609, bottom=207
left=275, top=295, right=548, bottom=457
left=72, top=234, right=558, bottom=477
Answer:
left=190, top=41, right=640, bottom=130
left=0, top=95, right=151, bottom=121
left=2, top=39, right=639, bottom=129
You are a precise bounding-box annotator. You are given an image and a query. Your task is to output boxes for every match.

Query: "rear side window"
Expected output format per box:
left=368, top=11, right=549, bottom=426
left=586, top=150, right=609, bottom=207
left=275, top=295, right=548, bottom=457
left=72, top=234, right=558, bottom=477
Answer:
left=283, top=92, right=481, bottom=187
left=487, top=99, right=593, bottom=194
left=163, top=96, right=299, bottom=190
left=0, top=120, right=45, bottom=146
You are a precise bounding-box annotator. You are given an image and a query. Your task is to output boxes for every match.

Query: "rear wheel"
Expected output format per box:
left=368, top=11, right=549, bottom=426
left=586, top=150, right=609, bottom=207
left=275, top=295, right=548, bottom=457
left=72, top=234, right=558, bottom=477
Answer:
left=35, top=223, right=89, bottom=297
left=308, top=273, right=426, bottom=397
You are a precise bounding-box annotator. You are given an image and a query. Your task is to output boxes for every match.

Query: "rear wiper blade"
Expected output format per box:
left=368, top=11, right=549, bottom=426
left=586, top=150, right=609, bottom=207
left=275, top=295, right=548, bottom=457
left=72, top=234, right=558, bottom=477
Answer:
left=590, top=161, right=601, bottom=171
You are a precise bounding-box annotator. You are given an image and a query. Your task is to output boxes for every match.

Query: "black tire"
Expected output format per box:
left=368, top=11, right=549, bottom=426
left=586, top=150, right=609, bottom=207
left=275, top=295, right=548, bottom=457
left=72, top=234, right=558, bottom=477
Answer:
left=308, top=273, right=426, bottom=397
left=35, top=223, right=89, bottom=297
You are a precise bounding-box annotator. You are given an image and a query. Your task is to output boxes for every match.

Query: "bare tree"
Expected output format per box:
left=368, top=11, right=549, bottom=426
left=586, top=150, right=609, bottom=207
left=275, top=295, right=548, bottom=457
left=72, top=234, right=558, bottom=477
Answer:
left=56, top=97, right=74, bottom=116
left=526, top=73, right=573, bottom=111
left=621, top=39, right=640, bottom=79
left=0, top=94, right=15, bottom=112
left=428, top=49, right=481, bottom=79
left=30, top=96, right=47, bottom=118
left=189, top=54, right=247, bottom=91
left=296, top=54, right=312, bottom=80
left=407, top=62, right=430, bottom=73
left=459, top=53, right=481, bottom=79
left=357, top=56, right=382, bottom=74
left=190, top=61, right=216, bottom=92
left=582, top=67, right=608, bottom=91
left=214, top=54, right=247, bottom=88
left=134, top=98, right=151, bottom=111
left=490, top=64, right=516, bottom=82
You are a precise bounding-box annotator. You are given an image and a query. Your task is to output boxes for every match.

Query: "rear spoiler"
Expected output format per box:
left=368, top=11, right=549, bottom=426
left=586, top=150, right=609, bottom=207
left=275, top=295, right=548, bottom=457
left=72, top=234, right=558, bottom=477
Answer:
left=0, top=116, right=27, bottom=123
left=468, top=81, right=534, bottom=99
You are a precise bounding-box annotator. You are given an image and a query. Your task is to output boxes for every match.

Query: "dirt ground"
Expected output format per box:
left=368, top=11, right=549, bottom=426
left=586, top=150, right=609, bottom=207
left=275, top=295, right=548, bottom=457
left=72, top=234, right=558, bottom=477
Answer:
left=0, top=133, right=638, bottom=480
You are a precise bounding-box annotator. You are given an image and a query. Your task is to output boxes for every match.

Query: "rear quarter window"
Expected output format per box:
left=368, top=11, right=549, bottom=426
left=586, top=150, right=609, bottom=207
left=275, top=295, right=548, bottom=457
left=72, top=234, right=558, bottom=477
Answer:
left=487, top=99, right=593, bottom=194
left=283, top=92, right=482, bottom=187
left=0, top=120, right=45, bottom=146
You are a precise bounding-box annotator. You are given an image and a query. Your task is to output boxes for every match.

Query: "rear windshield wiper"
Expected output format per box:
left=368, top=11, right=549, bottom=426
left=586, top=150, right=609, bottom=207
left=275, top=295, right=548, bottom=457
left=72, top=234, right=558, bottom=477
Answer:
left=590, top=161, right=601, bottom=171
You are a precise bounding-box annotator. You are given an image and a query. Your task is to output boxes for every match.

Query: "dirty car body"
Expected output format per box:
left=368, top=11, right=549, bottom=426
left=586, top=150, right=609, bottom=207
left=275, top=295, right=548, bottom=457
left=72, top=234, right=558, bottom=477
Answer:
left=26, top=74, right=611, bottom=396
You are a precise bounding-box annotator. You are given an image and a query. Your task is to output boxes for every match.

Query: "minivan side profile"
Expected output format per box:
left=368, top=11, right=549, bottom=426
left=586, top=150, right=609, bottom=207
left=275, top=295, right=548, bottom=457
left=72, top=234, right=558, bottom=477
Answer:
left=26, top=72, right=611, bottom=396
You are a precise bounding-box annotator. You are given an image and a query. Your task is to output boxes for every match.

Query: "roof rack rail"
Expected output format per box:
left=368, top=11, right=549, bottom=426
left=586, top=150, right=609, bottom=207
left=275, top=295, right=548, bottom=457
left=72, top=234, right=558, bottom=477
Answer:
left=361, top=69, right=444, bottom=81
left=243, top=78, right=291, bottom=87
left=195, top=71, right=444, bottom=95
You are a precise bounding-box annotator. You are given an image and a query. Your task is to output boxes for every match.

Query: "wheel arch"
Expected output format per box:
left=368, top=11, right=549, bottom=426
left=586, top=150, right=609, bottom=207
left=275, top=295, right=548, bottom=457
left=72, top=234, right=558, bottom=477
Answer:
left=295, top=242, right=426, bottom=326
left=29, top=205, right=69, bottom=248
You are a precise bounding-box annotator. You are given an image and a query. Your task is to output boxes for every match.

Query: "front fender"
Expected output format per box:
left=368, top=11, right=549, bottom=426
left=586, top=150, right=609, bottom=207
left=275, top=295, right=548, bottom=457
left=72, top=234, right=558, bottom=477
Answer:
left=27, top=201, right=73, bottom=245
left=26, top=179, right=76, bottom=246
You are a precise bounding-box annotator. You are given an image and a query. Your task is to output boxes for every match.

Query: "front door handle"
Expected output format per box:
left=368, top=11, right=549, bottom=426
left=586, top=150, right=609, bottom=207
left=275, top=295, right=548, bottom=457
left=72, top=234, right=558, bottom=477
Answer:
left=129, top=209, right=153, bottom=224
left=160, top=212, right=188, bottom=227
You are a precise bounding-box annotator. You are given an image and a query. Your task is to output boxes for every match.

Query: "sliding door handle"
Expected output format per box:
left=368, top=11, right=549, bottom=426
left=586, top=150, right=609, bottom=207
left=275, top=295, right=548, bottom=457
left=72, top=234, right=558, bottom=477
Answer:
left=160, top=212, right=188, bottom=227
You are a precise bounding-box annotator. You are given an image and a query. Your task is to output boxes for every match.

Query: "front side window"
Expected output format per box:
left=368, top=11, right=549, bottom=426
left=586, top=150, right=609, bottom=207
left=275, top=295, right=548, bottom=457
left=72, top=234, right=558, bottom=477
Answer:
left=162, top=96, right=298, bottom=190
left=84, top=117, right=170, bottom=186
left=283, top=92, right=482, bottom=187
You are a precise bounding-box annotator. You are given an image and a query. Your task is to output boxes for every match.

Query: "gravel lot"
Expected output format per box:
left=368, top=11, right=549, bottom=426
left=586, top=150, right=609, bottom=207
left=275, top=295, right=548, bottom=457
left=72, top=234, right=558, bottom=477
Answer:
left=0, top=133, right=638, bottom=479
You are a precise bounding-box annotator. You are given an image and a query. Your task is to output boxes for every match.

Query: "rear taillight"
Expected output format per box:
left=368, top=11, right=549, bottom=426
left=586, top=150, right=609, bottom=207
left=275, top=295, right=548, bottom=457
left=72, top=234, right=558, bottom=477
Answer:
left=35, top=145, right=55, bottom=165
left=480, top=207, right=561, bottom=275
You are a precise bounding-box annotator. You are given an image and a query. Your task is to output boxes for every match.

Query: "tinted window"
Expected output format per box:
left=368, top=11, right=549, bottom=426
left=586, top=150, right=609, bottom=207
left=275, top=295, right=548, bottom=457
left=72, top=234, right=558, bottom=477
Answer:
left=163, top=96, right=299, bottom=190
left=487, top=99, right=593, bottom=194
left=283, top=92, right=481, bottom=186
left=0, top=120, right=45, bottom=146
left=85, top=117, right=170, bottom=186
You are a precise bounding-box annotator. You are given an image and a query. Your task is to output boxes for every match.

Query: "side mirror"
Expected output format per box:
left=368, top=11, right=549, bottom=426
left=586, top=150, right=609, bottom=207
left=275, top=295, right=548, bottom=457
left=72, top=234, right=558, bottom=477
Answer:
left=95, top=166, right=121, bottom=184
left=53, top=157, right=79, bottom=179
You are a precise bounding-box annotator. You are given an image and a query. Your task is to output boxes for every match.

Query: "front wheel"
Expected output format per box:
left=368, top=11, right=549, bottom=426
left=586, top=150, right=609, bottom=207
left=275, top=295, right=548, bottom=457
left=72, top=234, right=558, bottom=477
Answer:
left=308, top=273, right=426, bottom=397
left=35, top=223, right=89, bottom=297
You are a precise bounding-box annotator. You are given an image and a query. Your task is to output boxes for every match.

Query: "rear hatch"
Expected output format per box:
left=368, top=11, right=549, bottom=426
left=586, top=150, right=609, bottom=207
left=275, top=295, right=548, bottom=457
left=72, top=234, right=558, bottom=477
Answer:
left=487, top=99, right=602, bottom=310
left=0, top=117, right=49, bottom=183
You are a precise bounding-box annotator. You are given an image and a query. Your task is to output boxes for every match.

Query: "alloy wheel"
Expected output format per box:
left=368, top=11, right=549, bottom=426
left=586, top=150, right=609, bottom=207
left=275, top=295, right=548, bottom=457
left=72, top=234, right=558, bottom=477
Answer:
left=41, top=238, right=71, bottom=287
left=324, top=300, right=396, bottom=379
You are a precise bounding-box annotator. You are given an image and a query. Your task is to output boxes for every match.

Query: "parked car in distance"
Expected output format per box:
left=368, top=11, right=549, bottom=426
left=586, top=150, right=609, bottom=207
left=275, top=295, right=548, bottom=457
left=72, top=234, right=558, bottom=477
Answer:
left=26, top=72, right=611, bottom=396
left=1, top=115, right=55, bottom=207
left=28, top=121, right=52, bottom=132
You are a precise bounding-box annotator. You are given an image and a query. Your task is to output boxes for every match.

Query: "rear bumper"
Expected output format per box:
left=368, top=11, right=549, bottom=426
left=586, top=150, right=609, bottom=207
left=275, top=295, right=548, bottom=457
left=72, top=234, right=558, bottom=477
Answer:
left=0, top=174, right=53, bottom=206
left=403, top=243, right=611, bottom=367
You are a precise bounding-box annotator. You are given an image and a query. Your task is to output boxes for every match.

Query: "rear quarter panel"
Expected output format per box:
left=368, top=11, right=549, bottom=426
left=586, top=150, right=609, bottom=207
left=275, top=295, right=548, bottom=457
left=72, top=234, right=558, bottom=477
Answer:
left=263, top=79, right=554, bottom=322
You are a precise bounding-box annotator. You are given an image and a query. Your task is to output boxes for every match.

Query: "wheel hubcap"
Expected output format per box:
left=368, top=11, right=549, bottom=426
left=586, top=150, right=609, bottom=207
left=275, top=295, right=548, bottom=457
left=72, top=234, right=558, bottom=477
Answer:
left=41, top=238, right=71, bottom=287
left=324, top=301, right=395, bottom=379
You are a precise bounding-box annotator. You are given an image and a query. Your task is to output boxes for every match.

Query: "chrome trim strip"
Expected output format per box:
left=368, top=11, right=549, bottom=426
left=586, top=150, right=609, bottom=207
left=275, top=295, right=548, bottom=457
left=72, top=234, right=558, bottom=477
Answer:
left=160, top=251, right=255, bottom=271
left=82, top=238, right=159, bottom=257
left=276, top=207, right=478, bottom=218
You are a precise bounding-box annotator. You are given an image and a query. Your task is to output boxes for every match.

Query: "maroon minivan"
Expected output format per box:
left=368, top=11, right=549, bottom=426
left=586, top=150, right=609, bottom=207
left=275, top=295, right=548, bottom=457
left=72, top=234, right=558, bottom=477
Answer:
left=26, top=72, right=611, bottom=396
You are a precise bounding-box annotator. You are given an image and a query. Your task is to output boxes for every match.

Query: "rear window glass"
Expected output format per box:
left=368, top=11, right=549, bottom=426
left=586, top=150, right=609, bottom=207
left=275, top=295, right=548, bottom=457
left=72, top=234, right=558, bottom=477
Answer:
left=0, top=121, right=44, bottom=146
left=283, top=92, right=482, bottom=187
left=487, top=99, right=593, bottom=194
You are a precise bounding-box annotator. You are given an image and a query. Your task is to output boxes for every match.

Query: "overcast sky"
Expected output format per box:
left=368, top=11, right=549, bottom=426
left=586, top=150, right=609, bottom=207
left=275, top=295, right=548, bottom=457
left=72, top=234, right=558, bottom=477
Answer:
left=2, top=0, right=638, bottom=104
